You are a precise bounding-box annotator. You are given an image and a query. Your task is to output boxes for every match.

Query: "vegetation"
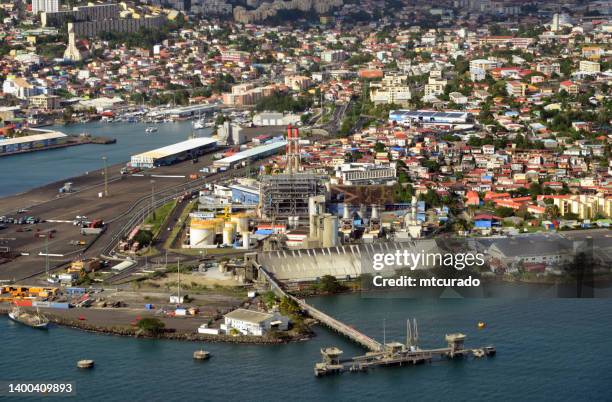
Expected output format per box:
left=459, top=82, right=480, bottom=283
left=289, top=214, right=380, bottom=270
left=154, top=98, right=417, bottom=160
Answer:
left=313, top=275, right=346, bottom=293
left=255, top=91, right=312, bottom=113
left=144, top=200, right=177, bottom=237
left=137, top=317, right=166, bottom=336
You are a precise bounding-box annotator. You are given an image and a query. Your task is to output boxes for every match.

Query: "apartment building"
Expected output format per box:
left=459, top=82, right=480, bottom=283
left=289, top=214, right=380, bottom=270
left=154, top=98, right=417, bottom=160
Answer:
left=31, top=0, right=58, bottom=14
left=369, top=73, right=412, bottom=105
left=579, top=60, right=600, bottom=74
left=553, top=194, right=612, bottom=220
left=41, top=4, right=121, bottom=27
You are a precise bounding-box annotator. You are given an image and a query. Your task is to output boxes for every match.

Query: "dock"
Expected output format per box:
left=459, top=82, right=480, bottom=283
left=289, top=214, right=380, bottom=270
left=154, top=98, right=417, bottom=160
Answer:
left=255, top=263, right=495, bottom=377
left=314, top=334, right=496, bottom=377
left=258, top=264, right=381, bottom=351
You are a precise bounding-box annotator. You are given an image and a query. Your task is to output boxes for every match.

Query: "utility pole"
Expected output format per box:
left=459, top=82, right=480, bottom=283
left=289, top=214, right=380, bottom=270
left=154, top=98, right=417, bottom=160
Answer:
left=102, top=156, right=108, bottom=196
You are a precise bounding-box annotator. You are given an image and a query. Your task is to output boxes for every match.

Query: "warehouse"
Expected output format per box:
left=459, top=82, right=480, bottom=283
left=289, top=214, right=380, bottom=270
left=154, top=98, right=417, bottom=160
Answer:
left=0, top=131, right=67, bottom=156
left=213, top=140, right=287, bottom=169
left=389, top=110, right=469, bottom=124
left=130, top=137, right=217, bottom=168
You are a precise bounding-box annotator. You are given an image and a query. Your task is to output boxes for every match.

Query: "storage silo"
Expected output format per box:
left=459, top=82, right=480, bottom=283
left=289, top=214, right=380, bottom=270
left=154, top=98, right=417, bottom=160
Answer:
left=322, top=215, right=339, bottom=248
left=190, top=219, right=216, bottom=247
left=223, top=222, right=235, bottom=245
left=231, top=214, right=249, bottom=233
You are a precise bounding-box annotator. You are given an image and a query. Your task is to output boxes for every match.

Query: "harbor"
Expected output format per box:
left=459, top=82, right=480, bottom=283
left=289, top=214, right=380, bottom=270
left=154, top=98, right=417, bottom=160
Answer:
left=2, top=293, right=610, bottom=401
left=257, top=264, right=495, bottom=377
left=0, top=129, right=116, bottom=158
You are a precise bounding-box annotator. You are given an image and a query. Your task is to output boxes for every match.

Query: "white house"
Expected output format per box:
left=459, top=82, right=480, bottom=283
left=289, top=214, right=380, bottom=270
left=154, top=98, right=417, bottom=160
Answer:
left=223, top=308, right=289, bottom=336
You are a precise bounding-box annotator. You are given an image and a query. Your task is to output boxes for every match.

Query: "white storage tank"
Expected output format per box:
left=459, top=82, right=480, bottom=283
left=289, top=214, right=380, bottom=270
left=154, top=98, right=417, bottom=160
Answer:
left=190, top=219, right=217, bottom=247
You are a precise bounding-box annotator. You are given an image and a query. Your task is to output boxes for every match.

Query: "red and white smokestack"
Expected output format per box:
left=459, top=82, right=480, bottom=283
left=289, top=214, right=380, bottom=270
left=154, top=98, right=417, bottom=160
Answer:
left=286, top=124, right=293, bottom=173
left=292, top=127, right=300, bottom=171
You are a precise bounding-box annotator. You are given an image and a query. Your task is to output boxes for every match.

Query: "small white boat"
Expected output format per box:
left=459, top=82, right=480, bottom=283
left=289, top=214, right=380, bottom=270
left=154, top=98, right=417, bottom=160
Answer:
left=193, top=119, right=205, bottom=130
left=145, top=127, right=158, bottom=133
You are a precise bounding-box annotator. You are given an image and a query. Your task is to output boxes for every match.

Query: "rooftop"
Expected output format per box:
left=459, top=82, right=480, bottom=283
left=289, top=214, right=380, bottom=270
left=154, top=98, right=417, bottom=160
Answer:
left=215, top=140, right=287, bottom=165
left=0, top=131, right=67, bottom=146
left=132, top=137, right=217, bottom=160
left=224, top=308, right=273, bottom=324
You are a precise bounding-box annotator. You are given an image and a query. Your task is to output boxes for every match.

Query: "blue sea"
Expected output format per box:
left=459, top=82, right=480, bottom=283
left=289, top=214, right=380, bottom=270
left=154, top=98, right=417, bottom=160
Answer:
left=2, top=293, right=612, bottom=401
left=0, top=121, right=211, bottom=197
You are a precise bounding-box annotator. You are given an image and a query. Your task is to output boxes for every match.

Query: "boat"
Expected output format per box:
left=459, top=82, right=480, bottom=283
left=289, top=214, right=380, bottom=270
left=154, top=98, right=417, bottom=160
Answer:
left=145, top=127, right=158, bottom=133
left=193, top=119, right=205, bottom=130
left=8, top=306, right=49, bottom=329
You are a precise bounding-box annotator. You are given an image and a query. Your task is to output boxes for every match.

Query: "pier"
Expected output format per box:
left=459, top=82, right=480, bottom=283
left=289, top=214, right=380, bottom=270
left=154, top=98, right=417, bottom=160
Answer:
left=257, top=264, right=382, bottom=351
left=255, top=262, right=495, bottom=376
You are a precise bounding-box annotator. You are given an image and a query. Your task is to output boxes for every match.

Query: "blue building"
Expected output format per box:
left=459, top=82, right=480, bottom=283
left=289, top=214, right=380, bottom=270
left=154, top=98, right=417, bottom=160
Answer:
left=230, top=184, right=260, bottom=205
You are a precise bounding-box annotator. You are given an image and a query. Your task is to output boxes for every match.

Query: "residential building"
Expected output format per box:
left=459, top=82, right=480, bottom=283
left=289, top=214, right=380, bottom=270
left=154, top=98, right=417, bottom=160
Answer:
left=29, top=94, right=61, bottom=110
left=336, top=162, right=397, bottom=185
left=506, top=80, right=526, bottom=97
left=31, top=0, right=58, bottom=14
left=579, top=60, right=600, bottom=74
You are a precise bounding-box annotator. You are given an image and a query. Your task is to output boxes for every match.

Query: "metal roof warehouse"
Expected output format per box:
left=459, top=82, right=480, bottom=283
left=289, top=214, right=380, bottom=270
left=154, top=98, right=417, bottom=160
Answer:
left=130, top=137, right=217, bottom=168
left=389, top=110, right=469, bottom=124
left=213, top=140, right=287, bottom=169
left=0, top=130, right=68, bottom=155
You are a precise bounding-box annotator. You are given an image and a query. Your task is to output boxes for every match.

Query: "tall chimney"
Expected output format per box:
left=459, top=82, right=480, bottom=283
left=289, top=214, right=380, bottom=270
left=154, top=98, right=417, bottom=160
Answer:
left=292, top=127, right=300, bottom=172
left=286, top=124, right=293, bottom=174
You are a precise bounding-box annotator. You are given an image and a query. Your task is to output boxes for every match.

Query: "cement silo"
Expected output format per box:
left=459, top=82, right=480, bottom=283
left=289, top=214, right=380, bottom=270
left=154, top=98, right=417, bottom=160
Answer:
left=322, top=214, right=339, bottom=248
left=223, top=222, right=235, bottom=245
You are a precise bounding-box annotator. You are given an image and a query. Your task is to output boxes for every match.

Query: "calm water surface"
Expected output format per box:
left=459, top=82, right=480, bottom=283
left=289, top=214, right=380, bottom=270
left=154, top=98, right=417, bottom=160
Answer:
left=2, top=293, right=611, bottom=401
left=0, top=121, right=211, bottom=197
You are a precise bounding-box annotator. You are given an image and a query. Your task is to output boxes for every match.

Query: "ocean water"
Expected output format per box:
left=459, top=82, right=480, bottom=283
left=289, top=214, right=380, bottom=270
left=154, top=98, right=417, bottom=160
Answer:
left=0, top=121, right=211, bottom=197
left=2, top=293, right=611, bottom=401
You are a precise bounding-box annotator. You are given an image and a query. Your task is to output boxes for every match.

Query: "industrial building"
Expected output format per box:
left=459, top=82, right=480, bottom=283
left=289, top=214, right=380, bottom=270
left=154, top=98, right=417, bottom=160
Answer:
left=259, top=174, right=326, bottom=219
left=389, top=110, right=469, bottom=125
left=230, top=184, right=260, bottom=205
left=0, top=131, right=67, bottom=156
left=130, top=137, right=217, bottom=168
left=213, top=140, right=287, bottom=170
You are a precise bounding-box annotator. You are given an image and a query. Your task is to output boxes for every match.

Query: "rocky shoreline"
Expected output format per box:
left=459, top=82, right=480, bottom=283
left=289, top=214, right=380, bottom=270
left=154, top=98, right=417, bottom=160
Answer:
left=0, top=307, right=314, bottom=345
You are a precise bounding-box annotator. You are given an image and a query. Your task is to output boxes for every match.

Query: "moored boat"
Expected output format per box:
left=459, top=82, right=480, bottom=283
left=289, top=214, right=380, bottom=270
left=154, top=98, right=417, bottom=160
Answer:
left=8, top=306, right=50, bottom=329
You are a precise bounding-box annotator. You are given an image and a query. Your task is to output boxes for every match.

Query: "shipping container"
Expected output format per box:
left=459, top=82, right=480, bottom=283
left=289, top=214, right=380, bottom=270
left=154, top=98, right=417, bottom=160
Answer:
left=13, top=299, right=33, bottom=307
left=49, top=302, right=70, bottom=309
left=32, top=301, right=50, bottom=308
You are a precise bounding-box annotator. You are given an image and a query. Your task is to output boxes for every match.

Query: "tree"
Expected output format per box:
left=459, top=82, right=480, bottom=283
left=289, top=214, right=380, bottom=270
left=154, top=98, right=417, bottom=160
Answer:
left=134, top=230, right=153, bottom=246
left=137, top=317, right=165, bottom=336
left=318, top=275, right=344, bottom=293
left=373, top=142, right=386, bottom=153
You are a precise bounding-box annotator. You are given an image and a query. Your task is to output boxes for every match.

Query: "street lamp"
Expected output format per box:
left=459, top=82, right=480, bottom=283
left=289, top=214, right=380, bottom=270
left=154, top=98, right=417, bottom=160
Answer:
left=102, top=156, right=108, bottom=196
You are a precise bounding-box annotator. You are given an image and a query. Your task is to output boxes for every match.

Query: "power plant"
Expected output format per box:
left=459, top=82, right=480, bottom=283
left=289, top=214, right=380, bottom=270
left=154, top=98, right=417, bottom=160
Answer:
left=258, top=125, right=326, bottom=219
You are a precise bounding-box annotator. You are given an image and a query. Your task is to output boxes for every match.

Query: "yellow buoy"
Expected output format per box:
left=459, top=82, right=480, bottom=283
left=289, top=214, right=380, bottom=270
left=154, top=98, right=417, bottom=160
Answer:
left=477, top=321, right=486, bottom=329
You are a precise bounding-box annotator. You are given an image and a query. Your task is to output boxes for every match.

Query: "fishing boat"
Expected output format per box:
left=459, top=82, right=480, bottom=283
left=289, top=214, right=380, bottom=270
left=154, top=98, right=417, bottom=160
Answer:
left=8, top=306, right=49, bottom=329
